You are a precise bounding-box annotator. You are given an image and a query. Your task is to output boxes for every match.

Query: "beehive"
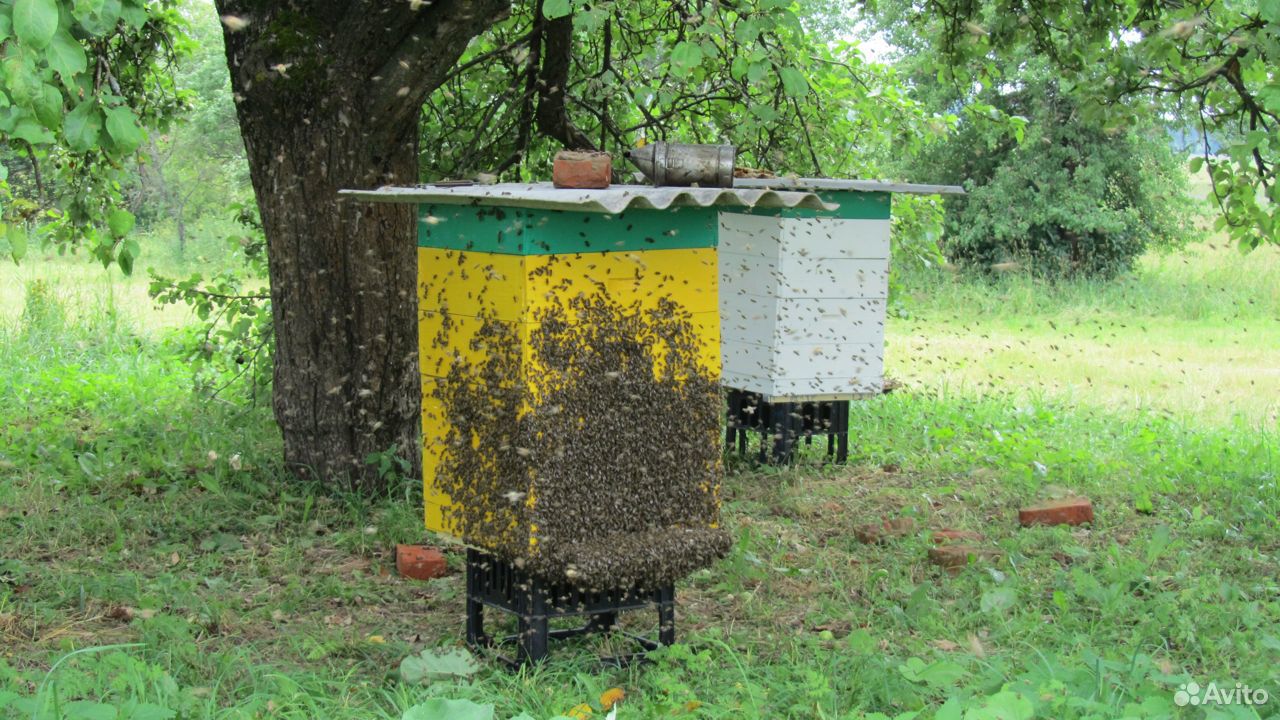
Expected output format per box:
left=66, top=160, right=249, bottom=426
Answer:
left=340, top=183, right=833, bottom=587
left=721, top=179, right=963, bottom=401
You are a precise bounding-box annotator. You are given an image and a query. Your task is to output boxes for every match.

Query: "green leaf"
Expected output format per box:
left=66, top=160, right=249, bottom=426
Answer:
left=1261, top=0, right=1280, bottom=23
left=401, top=699, right=493, bottom=720
left=734, top=18, right=761, bottom=43
left=935, top=698, right=963, bottom=720
left=542, top=0, right=571, bottom=19
left=13, top=0, right=59, bottom=49
left=105, top=106, right=144, bottom=154
left=747, top=60, right=769, bottom=83
left=65, top=100, right=103, bottom=151
left=6, top=224, right=30, bottom=262
left=119, top=0, right=148, bottom=28
left=34, top=83, right=63, bottom=128
left=3, top=54, right=43, bottom=108
left=779, top=67, right=808, bottom=97
left=108, top=208, right=136, bottom=237
left=399, top=647, right=480, bottom=685
left=670, top=41, right=704, bottom=76
left=979, top=587, right=1016, bottom=613
left=897, top=656, right=966, bottom=687
left=963, top=690, right=1034, bottom=720
left=49, top=30, right=90, bottom=81
left=63, top=700, right=118, bottom=720
left=0, top=14, right=12, bottom=43
left=75, top=0, right=122, bottom=36
left=1258, top=84, right=1280, bottom=114
left=12, top=116, right=56, bottom=144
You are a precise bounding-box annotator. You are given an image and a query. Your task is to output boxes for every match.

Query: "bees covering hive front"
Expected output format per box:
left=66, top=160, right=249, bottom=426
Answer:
left=417, top=202, right=728, bottom=589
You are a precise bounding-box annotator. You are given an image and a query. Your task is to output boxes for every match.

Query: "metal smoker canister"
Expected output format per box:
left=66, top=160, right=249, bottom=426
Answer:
left=624, top=142, right=736, bottom=187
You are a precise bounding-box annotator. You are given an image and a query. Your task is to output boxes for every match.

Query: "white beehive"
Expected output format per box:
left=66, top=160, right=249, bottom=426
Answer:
left=718, top=211, right=891, bottom=400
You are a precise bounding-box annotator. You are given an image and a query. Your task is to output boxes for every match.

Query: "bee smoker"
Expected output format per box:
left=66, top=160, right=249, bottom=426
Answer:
left=624, top=142, right=736, bottom=187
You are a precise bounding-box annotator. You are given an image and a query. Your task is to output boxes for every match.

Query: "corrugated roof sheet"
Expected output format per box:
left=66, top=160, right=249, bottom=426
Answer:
left=338, top=182, right=838, bottom=214
left=734, top=177, right=965, bottom=196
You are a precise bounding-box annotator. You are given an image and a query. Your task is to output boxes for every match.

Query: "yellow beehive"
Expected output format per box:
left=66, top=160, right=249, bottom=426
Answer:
left=336, top=183, right=834, bottom=587
left=415, top=200, right=728, bottom=587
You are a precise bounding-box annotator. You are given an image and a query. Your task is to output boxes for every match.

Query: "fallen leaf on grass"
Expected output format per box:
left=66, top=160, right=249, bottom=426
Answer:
left=930, top=639, right=960, bottom=652
left=399, top=647, right=479, bottom=685
left=106, top=606, right=136, bottom=622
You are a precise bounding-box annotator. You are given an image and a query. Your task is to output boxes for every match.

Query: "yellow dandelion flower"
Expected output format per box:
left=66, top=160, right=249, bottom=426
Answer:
left=566, top=703, right=593, bottom=719
left=600, top=687, right=625, bottom=710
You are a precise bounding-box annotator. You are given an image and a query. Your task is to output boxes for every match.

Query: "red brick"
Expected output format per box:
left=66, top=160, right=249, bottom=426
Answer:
left=553, top=150, right=612, bottom=189
left=931, top=529, right=985, bottom=544
left=1019, top=497, right=1094, bottom=527
left=854, top=517, right=916, bottom=544
left=396, top=544, right=448, bottom=580
left=928, top=544, right=1000, bottom=574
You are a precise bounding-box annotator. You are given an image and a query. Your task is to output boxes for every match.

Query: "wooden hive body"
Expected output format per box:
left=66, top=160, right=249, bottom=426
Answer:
left=718, top=191, right=892, bottom=401
left=416, top=202, right=726, bottom=586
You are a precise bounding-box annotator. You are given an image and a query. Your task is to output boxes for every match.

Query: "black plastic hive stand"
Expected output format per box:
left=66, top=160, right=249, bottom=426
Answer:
left=724, top=388, right=850, bottom=464
left=465, top=548, right=675, bottom=667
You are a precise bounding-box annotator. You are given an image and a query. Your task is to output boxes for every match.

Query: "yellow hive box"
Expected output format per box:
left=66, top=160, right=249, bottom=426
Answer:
left=413, top=202, right=730, bottom=586
left=418, top=245, right=722, bottom=538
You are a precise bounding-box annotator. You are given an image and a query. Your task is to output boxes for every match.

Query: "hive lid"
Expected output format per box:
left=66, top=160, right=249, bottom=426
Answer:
left=339, top=182, right=838, bottom=214
left=734, top=177, right=965, bottom=196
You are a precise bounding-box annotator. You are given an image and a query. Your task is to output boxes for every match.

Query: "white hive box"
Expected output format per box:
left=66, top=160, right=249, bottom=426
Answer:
left=719, top=178, right=963, bottom=402
left=718, top=212, right=890, bottom=400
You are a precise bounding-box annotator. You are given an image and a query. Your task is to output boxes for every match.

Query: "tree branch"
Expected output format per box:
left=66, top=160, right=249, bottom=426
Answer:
left=535, top=14, right=597, bottom=150
left=367, top=0, right=514, bottom=136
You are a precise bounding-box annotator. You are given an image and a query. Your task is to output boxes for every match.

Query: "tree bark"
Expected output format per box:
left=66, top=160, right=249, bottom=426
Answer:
left=214, top=0, right=510, bottom=492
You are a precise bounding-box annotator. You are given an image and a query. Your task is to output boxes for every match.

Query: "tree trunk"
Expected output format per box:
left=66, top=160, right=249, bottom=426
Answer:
left=215, top=0, right=510, bottom=492
left=243, top=119, right=422, bottom=491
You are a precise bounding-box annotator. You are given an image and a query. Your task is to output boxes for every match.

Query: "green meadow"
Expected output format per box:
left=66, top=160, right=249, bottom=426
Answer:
left=1, top=227, right=1277, bottom=719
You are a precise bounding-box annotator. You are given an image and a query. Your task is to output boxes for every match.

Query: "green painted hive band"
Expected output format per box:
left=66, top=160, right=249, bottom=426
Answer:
left=418, top=204, right=722, bottom=254
left=739, top=190, right=891, bottom=220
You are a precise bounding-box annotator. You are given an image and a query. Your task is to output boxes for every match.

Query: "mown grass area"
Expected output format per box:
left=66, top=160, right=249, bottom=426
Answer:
left=2, top=239, right=1278, bottom=719
left=888, top=242, right=1280, bottom=429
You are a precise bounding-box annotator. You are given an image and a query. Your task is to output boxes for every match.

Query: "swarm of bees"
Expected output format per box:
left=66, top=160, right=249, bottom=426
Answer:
left=432, top=280, right=729, bottom=590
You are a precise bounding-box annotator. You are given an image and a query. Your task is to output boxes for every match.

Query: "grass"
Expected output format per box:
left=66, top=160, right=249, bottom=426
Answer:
left=2, top=235, right=1279, bottom=719
left=888, top=242, right=1280, bottom=429
left=0, top=214, right=256, bottom=331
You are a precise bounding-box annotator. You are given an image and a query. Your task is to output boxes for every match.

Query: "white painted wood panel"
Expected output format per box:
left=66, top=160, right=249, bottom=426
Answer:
left=717, top=210, right=890, bottom=400
left=722, top=340, right=881, bottom=379
left=779, top=218, right=891, bottom=258
left=718, top=253, right=889, bottom=299
left=777, top=256, right=889, bottom=299
left=717, top=214, right=781, bottom=259
left=721, top=298, right=886, bottom=346
left=721, top=371, right=883, bottom=399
